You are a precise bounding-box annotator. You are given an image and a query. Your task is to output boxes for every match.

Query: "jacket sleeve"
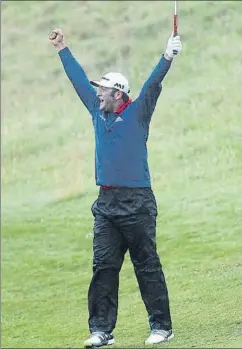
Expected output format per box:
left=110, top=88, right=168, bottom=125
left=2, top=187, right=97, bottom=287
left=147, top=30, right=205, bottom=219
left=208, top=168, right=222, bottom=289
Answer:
left=135, top=55, right=172, bottom=123
left=58, top=47, right=99, bottom=112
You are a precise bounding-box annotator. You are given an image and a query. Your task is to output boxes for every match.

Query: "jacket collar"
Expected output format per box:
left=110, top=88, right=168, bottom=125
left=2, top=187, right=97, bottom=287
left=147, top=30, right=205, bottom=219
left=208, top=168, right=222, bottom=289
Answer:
left=114, top=99, right=132, bottom=114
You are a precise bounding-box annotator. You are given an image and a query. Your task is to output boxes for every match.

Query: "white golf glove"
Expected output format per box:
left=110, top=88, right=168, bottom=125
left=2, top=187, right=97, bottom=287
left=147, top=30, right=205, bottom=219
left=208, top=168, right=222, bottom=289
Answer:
left=165, top=33, right=182, bottom=59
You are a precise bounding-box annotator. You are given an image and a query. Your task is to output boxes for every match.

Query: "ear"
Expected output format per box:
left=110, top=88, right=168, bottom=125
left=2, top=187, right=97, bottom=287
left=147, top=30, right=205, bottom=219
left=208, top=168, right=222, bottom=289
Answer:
left=114, top=90, right=123, bottom=101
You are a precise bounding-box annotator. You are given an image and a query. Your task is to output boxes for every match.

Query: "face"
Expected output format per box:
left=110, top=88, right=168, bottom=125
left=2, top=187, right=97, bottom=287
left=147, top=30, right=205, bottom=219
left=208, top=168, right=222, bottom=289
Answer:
left=97, top=86, right=122, bottom=113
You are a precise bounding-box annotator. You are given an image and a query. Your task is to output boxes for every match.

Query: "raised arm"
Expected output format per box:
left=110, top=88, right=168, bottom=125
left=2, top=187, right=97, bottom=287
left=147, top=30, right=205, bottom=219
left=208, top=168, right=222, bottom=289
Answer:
left=49, top=28, right=99, bottom=113
left=135, top=33, right=182, bottom=123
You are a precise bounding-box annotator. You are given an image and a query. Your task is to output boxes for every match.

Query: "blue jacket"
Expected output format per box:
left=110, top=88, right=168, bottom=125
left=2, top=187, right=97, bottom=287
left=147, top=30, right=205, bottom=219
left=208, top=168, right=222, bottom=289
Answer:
left=59, top=47, right=172, bottom=187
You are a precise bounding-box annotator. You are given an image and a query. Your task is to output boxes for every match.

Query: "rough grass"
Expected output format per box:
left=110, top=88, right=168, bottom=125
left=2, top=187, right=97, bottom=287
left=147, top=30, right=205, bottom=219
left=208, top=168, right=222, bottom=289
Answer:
left=2, top=1, right=242, bottom=348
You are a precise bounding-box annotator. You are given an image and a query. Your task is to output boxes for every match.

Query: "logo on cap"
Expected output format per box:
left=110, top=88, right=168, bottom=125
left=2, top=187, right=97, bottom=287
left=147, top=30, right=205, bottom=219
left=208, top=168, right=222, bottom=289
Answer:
left=114, top=83, right=125, bottom=90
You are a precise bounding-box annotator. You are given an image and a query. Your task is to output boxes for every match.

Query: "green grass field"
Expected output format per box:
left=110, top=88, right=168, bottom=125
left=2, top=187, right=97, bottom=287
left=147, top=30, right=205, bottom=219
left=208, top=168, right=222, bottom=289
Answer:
left=2, top=1, right=242, bottom=348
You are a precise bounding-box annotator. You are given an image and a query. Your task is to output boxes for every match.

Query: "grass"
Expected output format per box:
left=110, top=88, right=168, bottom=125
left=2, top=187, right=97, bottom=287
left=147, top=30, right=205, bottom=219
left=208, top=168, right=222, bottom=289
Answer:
left=2, top=0, right=242, bottom=348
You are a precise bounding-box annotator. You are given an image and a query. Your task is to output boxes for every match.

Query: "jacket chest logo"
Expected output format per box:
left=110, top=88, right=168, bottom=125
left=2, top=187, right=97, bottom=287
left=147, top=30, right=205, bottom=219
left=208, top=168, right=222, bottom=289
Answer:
left=115, top=116, right=123, bottom=122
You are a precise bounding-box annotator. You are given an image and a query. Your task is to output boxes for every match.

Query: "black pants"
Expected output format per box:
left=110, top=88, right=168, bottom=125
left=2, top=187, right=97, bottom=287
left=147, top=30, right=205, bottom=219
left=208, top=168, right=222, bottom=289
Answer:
left=88, top=187, right=172, bottom=333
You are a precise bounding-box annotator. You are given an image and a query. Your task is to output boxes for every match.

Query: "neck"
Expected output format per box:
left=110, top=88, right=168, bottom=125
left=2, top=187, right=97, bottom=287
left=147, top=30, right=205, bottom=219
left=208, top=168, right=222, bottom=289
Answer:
left=113, top=99, right=124, bottom=111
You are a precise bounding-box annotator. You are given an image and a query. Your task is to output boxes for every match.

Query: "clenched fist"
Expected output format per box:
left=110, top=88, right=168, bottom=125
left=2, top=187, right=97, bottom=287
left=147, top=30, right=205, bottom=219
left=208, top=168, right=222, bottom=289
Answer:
left=49, top=28, right=66, bottom=51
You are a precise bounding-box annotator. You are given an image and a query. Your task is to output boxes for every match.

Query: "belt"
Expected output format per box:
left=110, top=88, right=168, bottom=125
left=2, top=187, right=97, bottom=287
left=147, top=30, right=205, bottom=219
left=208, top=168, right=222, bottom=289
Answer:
left=100, top=185, right=118, bottom=190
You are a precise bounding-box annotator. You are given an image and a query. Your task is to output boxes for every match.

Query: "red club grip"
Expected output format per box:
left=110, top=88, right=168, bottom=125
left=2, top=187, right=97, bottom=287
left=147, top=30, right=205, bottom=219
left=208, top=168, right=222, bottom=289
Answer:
left=173, top=14, right=178, bottom=55
left=173, top=14, right=178, bottom=36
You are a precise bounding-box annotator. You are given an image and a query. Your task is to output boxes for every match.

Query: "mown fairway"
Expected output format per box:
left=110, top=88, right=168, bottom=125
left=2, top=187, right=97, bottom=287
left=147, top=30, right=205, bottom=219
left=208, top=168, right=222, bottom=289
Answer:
left=2, top=1, right=242, bottom=348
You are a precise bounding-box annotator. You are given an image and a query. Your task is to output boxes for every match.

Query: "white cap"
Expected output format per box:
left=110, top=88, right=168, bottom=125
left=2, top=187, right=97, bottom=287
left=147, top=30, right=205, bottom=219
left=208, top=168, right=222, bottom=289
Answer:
left=90, top=72, right=130, bottom=94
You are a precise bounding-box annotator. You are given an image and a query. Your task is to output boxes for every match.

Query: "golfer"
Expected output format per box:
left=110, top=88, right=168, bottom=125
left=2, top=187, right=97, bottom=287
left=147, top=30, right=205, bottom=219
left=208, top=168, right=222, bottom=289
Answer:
left=50, top=28, right=182, bottom=347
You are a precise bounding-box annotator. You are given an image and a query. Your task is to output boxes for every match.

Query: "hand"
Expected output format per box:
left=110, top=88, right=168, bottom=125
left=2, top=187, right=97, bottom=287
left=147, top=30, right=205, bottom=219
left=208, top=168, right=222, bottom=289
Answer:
left=165, top=33, right=182, bottom=60
left=49, top=28, right=66, bottom=51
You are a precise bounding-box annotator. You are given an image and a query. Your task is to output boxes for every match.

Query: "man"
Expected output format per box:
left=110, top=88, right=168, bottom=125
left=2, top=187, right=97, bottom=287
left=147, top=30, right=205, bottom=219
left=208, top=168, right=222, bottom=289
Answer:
left=49, top=27, right=182, bottom=348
